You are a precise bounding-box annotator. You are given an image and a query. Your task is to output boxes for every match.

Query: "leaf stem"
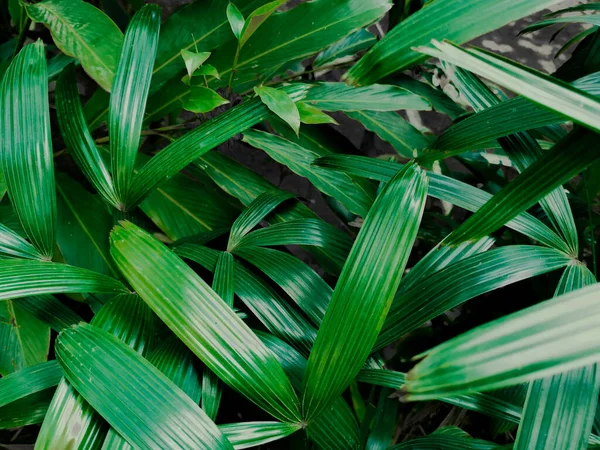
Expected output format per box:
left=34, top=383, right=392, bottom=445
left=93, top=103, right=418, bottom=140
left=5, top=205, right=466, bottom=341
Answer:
left=226, top=44, right=241, bottom=97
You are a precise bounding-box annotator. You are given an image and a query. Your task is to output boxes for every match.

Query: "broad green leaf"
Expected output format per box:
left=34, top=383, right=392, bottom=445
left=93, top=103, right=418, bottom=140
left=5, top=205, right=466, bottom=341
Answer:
left=0, top=360, right=61, bottom=409
left=515, top=264, right=599, bottom=450
left=404, top=281, right=600, bottom=400
left=376, top=246, right=573, bottom=351
left=183, top=86, right=230, bottom=113
left=302, top=163, right=428, bottom=421
left=151, top=0, right=269, bottom=91
left=313, top=155, right=570, bottom=253
left=56, top=173, right=118, bottom=277
left=444, top=64, right=578, bottom=257
left=431, top=71, right=600, bottom=154
left=302, top=83, right=431, bottom=112
left=228, top=191, right=294, bottom=250
left=128, top=84, right=309, bottom=207
left=243, top=129, right=375, bottom=216
left=24, top=0, right=123, bottom=91
left=36, top=294, right=155, bottom=450
left=259, top=331, right=360, bottom=449
left=235, top=246, right=331, bottom=326
left=181, top=49, right=211, bottom=77
left=255, top=86, right=300, bottom=135
left=220, top=422, right=301, bottom=449
left=0, top=259, right=127, bottom=300
left=110, top=4, right=160, bottom=208
left=239, top=0, right=286, bottom=48
left=345, top=0, right=563, bottom=85
left=55, top=65, right=119, bottom=208
left=313, top=28, right=376, bottom=69
left=297, top=103, right=337, bottom=125
left=175, top=244, right=317, bottom=356
left=420, top=41, right=600, bottom=134
left=14, top=295, right=83, bottom=332
left=0, top=300, right=50, bottom=376
left=0, top=391, right=55, bottom=429
left=56, top=323, right=233, bottom=449
left=47, top=52, right=75, bottom=81
left=345, top=110, right=431, bottom=158
left=522, top=15, right=600, bottom=35
left=209, top=0, right=392, bottom=92
left=0, top=223, right=43, bottom=260
left=1, top=41, right=56, bottom=259
left=110, top=222, right=302, bottom=422
left=227, top=3, right=245, bottom=40
left=444, top=129, right=600, bottom=246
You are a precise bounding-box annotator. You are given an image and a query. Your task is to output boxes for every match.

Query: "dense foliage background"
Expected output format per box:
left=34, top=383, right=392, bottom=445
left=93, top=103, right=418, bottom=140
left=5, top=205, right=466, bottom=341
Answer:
left=1, top=0, right=600, bottom=448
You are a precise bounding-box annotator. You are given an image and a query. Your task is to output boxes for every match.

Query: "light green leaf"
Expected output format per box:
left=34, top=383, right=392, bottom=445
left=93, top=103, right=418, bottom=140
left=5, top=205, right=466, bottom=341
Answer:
left=0, top=259, right=127, bottom=301
left=220, top=422, right=301, bottom=449
left=110, top=221, right=302, bottom=422
left=110, top=4, right=161, bottom=209
left=298, top=103, right=337, bottom=125
left=56, top=323, right=233, bottom=449
left=302, top=163, right=428, bottom=421
left=24, top=0, right=123, bottom=91
left=0, top=223, right=43, bottom=260
left=180, top=49, right=211, bottom=77
left=255, top=86, right=300, bottom=135
left=239, top=0, right=287, bottom=48
left=404, top=280, right=600, bottom=400
left=227, top=3, right=245, bottom=40
left=0, top=361, right=62, bottom=410
left=345, top=0, right=563, bottom=85
left=303, top=83, right=431, bottom=112
left=195, top=64, right=221, bottom=79
left=183, top=86, right=230, bottom=113
left=1, top=41, right=56, bottom=260
left=313, top=28, right=376, bottom=69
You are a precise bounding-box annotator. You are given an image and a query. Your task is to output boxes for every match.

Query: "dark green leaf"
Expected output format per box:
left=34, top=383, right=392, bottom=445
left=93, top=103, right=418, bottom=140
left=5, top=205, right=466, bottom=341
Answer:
left=313, top=29, right=376, bottom=69
left=522, top=15, right=600, bottom=35
left=0, top=360, right=62, bottom=409
left=239, top=0, right=286, bottom=48
left=14, top=295, right=84, bottom=332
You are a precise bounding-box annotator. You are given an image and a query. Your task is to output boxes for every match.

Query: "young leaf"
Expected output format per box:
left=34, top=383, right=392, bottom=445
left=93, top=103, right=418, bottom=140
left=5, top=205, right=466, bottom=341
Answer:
left=298, top=103, right=337, bottom=125
left=56, top=323, right=234, bottom=449
left=227, top=3, right=245, bottom=40
left=110, top=222, right=302, bottom=422
left=183, top=86, right=230, bottom=113
left=345, top=0, right=564, bottom=85
left=180, top=49, right=211, bottom=77
left=1, top=41, right=56, bottom=260
left=255, top=86, right=300, bottom=135
left=302, top=163, right=428, bottom=421
left=238, top=0, right=286, bottom=48
left=109, top=4, right=161, bottom=209
left=24, top=0, right=123, bottom=91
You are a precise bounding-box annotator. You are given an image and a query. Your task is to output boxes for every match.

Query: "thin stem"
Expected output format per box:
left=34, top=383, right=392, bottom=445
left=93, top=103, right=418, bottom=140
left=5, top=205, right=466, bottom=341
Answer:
left=226, top=44, right=241, bottom=97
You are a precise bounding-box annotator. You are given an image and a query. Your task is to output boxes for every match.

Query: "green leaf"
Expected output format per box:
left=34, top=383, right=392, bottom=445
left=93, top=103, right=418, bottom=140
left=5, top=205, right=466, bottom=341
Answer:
left=110, top=221, right=302, bottom=422
left=24, top=0, right=123, bottom=91
left=13, top=295, right=84, bottom=332
left=194, top=64, right=221, bottom=79
left=390, top=427, right=501, bottom=449
left=220, top=422, right=301, bottom=449
left=110, top=4, right=161, bottom=208
left=227, top=3, right=245, bottom=40
left=0, top=223, right=43, bottom=260
left=419, top=40, right=600, bottom=134
left=303, top=83, right=431, bottom=112
left=55, top=65, right=119, bottom=209
left=1, top=41, right=56, bottom=260
left=56, top=173, right=118, bottom=277
left=515, top=264, right=599, bottom=450
left=243, top=129, right=375, bottom=216
left=345, top=110, right=431, bottom=158
left=183, top=86, right=230, bottom=113
left=175, top=244, right=317, bottom=356
left=255, top=86, right=300, bottom=135
left=228, top=191, right=294, bottom=250
left=129, top=84, right=309, bottom=207
left=366, top=388, right=398, bottom=450
left=444, top=129, right=600, bottom=247
left=297, top=103, right=337, bottom=125
left=313, top=28, right=376, bottom=69
left=0, top=360, right=62, bottom=409
left=522, top=15, right=600, bottom=35
left=180, top=49, right=211, bottom=77
left=313, top=155, right=570, bottom=254
left=302, top=163, right=428, bottom=421
left=56, top=323, right=233, bottom=449
left=404, top=279, right=600, bottom=400
left=0, top=300, right=50, bottom=376
left=345, top=0, right=563, bottom=85
left=376, top=246, right=573, bottom=351
left=0, top=259, right=127, bottom=300
left=239, top=0, right=286, bottom=48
